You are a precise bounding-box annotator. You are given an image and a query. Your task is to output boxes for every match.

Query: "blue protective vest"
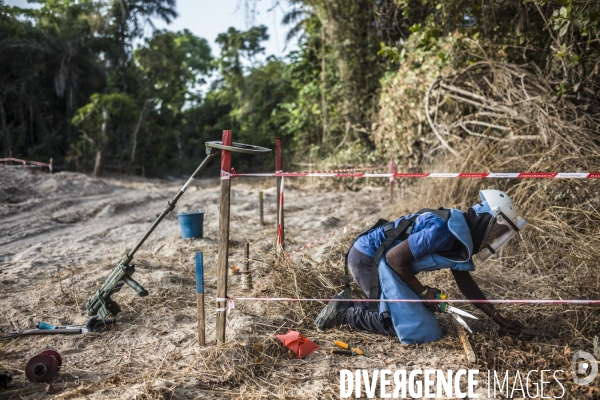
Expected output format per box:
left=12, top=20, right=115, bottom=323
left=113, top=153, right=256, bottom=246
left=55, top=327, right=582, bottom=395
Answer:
left=409, top=208, right=475, bottom=273
left=379, top=208, right=475, bottom=344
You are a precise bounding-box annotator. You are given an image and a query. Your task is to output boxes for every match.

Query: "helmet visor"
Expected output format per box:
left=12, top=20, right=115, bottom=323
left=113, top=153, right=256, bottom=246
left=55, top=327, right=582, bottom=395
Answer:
left=477, top=214, right=526, bottom=262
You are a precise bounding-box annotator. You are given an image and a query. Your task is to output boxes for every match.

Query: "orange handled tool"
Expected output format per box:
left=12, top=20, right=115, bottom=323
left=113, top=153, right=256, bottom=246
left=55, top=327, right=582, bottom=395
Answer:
left=334, top=340, right=364, bottom=356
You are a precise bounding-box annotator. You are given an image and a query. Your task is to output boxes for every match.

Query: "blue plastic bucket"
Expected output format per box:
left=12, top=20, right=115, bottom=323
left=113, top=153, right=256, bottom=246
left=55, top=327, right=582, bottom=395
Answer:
left=177, top=211, right=204, bottom=239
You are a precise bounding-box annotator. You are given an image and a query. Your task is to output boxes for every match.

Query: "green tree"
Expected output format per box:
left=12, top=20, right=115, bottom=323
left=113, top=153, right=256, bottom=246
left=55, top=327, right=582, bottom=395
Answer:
left=102, top=0, right=177, bottom=91
left=71, top=92, right=137, bottom=175
left=0, top=0, right=104, bottom=158
left=183, top=25, right=294, bottom=171
left=132, top=29, right=213, bottom=169
left=31, top=0, right=105, bottom=144
left=279, top=0, right=385, bottom=159
left=214, top=25, right=269, bottom=93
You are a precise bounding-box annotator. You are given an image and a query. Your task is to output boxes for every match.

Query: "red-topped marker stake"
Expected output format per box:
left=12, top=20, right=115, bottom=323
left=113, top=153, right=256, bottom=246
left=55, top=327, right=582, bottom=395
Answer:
left=216, top=130, right=232, bottom=344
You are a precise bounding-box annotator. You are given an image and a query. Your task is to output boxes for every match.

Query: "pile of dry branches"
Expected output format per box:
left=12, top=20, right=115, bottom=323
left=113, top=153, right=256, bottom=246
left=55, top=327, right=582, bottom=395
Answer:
left=417, top=60, right=600, bottom=351
left=425, top=61, right=600, bottom=158
left=422, top=60, right=600, bottom=272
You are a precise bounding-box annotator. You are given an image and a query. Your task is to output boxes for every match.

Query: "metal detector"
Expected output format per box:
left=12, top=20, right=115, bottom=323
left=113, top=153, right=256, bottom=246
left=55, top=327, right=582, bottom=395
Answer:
left=86, top=141, right=271, bottom=318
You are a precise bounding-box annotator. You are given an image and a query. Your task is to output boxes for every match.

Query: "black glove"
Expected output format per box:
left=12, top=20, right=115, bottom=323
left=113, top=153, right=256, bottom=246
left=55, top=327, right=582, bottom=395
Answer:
left=379, top=311, right=393, bottom=329
left=420, top=286, right=442, bottom=313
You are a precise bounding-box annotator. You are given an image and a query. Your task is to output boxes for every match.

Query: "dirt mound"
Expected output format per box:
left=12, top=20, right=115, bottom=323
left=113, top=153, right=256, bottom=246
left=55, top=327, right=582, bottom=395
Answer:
left=0, top=168, right=41, bottom=203
left=0, top=168, right=114, bottom=204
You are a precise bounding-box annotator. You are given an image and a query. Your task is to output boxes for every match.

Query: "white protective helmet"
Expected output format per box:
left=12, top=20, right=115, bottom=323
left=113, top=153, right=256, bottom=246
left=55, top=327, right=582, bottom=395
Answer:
left=472, top=190, right=526, bottom=261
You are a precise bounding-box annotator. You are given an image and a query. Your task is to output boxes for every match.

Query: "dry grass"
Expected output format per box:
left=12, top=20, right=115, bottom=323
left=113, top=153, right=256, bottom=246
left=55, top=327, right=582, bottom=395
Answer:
left=2, top=171, right=599, bottom=398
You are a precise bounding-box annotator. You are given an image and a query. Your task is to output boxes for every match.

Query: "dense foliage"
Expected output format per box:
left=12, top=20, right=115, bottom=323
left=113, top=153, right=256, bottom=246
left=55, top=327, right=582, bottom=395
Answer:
left=1, top=0, right=599, bottom=174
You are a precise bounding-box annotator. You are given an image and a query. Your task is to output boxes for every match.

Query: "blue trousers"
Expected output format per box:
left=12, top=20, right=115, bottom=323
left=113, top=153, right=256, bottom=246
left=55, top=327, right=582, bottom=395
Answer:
left=346, top=246, right=443, bottom=344
left=346, top=301, right=397, bottom=336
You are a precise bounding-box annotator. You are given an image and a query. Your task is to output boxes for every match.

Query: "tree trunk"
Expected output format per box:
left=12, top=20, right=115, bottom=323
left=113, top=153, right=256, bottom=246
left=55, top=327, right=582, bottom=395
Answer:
left=93, top=107, right=108, bottom=177
left=66, top=85, right=73, bottom=144
left=131, top=98, right=149, bottom=167
left=320, top=25, right=328, bottom=143
left=93, top=147, right=102, bottom=176
left=0, top=99, right=9, bottom=157
left=29, top=104, right=34, bottom=146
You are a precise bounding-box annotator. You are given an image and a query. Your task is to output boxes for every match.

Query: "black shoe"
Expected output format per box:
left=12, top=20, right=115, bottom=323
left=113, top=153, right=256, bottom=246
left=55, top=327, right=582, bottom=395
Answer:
left=315, top=291, right=352, bottom=330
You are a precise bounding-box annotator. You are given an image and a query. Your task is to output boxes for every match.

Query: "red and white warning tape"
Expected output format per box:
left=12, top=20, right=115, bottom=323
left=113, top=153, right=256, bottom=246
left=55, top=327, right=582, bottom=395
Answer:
left=332, top=163, right=389, bottom=169
left=302, top=166, right=386, bottom=174
left=1, top=157, right=52, bottom=170
left=233, top=171, right=600, bottom=179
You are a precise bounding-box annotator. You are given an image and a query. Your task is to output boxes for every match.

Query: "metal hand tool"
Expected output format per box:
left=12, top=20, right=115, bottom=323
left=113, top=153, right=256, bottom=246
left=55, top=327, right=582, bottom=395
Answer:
left=6, top=328, right=83, bottom=339
left=437, top=293, right=478, bottom=334
left=6, top=316, right=117, bottom=339
left=36, top=316, right=116, bottom=333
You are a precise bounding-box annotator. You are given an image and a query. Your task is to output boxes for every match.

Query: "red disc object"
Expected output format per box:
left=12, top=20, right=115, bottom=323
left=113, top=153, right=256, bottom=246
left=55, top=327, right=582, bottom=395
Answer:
left=25, top=354, right=59, bottom=383
left=40, top=350, right=62, bottom=367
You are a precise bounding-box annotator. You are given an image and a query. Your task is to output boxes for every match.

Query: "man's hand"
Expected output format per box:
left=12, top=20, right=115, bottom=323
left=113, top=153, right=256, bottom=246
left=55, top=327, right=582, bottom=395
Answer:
left=420, top=286, right=442, bottom=313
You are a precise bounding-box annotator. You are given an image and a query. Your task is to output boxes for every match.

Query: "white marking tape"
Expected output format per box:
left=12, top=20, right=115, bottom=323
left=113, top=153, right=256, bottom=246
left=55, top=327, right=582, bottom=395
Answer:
left=487, top=173, right=520, bottom=178
left=555, top=173, right=591, bottom=178
left=226, top=297, right=600, bottom=305
left=216, top=297, right=235, bottom=312
left=429, top=173, right=460, bottom=178
left=220, top=169, right=232, bottom=180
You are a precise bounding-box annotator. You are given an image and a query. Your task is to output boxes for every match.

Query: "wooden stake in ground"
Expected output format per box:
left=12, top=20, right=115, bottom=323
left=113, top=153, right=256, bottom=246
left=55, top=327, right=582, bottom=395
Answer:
left=259, top=191, right=264, bottom=226
left=216, top=130, right=232, bottom=344
left=452, top=317, right=476, bottom=363
left=241, top=242, right=252, bottom=290
left=196, top=252, right=205, bottom=346
left=388, top=158, right=397, bottom=202
left=275, top=138, right=284, bottom=252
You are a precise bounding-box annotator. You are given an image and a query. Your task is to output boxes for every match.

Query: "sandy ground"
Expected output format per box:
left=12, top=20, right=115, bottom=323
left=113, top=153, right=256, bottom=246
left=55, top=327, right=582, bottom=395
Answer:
left=0, top=167, right=596, bottom=399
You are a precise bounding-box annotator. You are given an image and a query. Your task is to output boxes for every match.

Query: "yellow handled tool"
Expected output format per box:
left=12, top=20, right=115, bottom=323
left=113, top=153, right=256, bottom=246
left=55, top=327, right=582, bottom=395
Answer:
left=437, top=292, right=449, bottom=312
left=436, top=292, right=478, bottom=333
